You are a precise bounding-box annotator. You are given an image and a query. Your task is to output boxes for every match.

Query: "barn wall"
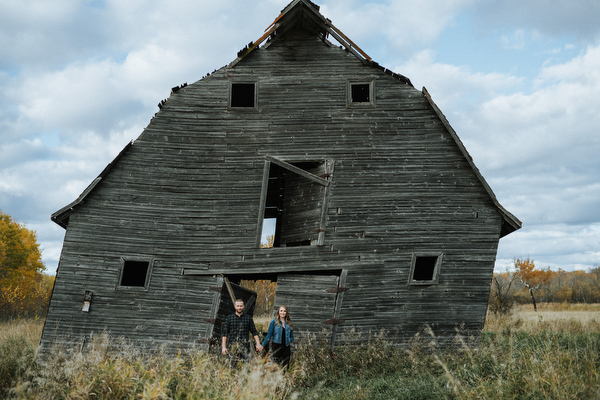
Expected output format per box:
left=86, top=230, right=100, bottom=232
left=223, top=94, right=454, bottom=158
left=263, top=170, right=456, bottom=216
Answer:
left=41, top=29, right=504, bottom=353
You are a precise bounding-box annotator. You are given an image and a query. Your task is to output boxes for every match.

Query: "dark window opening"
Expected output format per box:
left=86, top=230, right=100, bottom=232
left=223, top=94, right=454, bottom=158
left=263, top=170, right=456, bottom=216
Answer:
left=231, top=83, right=255, bottom=107
left=261, top=160, right=327, bottom=248
left=120, top=260, right=149, bottom=287
left=412, top=256, right=438, bottom=281
left=285, top=239, right=312, bottom=247
left=351, top=83, right=370, bottom=103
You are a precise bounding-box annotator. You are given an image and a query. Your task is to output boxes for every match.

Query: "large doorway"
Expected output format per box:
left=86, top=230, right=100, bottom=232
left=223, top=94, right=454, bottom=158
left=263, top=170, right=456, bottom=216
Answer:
left=204, top=270, right=347, bottom=350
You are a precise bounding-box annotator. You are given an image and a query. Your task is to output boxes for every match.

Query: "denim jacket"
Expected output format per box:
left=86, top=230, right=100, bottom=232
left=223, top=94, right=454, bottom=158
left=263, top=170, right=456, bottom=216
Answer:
left=261, top=318, right=294, bottom=347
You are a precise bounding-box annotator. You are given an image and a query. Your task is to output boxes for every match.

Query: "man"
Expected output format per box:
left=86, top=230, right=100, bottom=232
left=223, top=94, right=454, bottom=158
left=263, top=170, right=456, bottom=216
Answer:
left=221, top=299, right=263, bottom=365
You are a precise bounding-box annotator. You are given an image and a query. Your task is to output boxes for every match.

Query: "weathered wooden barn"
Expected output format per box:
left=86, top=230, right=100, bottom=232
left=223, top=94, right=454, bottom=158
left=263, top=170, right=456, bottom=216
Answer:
left=41, top=0, right=521, bottom=353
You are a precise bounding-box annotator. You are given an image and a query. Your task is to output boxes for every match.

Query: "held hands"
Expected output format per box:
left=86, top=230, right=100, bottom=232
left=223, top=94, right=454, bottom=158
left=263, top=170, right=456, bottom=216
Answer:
left=222, top=345, right=263, bottom=353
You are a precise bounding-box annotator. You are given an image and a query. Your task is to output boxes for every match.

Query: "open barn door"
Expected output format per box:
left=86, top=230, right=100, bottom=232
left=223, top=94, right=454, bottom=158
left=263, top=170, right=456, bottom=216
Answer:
left=204, top=277, right=257, bottom=349
left=275, top=272, right=348, bottom=349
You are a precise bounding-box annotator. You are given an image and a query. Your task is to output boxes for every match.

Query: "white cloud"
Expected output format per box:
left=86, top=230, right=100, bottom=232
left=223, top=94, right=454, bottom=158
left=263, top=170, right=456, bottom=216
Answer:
left=321, top=0, right=474, bottom=54
left=471, top=1, right=600, bottom=41
left=465, top=43, right=600, bottom=173
left=393, top=49, right=524, bottom=107
left=538, top=44, right=600, bottom=85
left=497, top=223, right=600, bottom=272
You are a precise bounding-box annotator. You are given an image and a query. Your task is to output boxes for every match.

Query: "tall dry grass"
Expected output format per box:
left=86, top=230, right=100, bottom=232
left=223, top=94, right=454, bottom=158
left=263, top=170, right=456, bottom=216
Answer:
left=4, top=332, right=292, bottom=399
left=0, top=319, right=43, bottom=399
left=290, top=312, right=600, bottom=399
left=2, top=305, right=600, bottom=399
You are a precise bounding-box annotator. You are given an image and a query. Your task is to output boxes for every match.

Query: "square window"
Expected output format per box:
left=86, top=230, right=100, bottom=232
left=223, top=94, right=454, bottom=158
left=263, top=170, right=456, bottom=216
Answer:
left=120, top=260, right=151, bottom=288
left=231, top=83, right=255, bottom=107
left=413, top=257, right=437, bottom=280
left=408, top=254, right=442, bottom=285
left=351, top=83, right=370, bottom=103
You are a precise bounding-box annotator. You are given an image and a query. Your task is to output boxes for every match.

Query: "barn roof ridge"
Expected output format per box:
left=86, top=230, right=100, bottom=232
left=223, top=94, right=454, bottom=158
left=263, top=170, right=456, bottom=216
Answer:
left=229, top=0, right=413, bottom=85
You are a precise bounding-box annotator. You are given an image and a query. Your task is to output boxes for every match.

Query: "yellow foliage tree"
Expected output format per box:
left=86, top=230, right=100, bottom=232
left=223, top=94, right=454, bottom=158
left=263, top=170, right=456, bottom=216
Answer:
left=239, top=279, right=277, bottom=316
left=514, top=258, right=554, bottom=311
left=0, top=210, right=53, bottom=318
left=260, top=234, right=275, bottom=249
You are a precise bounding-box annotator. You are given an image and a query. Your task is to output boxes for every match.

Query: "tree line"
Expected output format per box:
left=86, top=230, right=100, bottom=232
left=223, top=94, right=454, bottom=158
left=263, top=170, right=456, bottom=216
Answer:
left=0, top=210, right=54, bottom=319
left=489, top=258, right=600, bottom=314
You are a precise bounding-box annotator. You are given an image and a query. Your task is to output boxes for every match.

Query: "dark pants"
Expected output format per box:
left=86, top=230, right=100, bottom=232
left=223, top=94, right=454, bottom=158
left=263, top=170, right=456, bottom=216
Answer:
left=228, top=342, right=251, bottom=366
left=270, top=342, right=291, bottom=368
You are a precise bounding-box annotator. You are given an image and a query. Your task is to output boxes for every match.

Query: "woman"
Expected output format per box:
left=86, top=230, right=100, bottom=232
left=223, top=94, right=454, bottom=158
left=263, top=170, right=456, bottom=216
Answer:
left=262, top=305, right=294, bottom=368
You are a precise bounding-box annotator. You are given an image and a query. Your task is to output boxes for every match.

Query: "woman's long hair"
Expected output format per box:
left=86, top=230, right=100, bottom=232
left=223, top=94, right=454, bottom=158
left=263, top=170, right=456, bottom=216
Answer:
left=274, top=305, right=293, bottom=330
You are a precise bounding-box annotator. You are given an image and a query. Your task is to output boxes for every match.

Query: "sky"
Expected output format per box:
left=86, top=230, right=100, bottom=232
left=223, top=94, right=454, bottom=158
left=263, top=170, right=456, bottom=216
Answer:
left=1, top=0, right=599, bottom=276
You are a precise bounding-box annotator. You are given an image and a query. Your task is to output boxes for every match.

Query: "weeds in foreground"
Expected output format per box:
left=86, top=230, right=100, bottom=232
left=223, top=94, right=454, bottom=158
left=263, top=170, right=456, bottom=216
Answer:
left=6, top=333, right=291, bottom=400
left=290, top=316, right=600, bottom=399
left=2, top=312, right=600, bottom=399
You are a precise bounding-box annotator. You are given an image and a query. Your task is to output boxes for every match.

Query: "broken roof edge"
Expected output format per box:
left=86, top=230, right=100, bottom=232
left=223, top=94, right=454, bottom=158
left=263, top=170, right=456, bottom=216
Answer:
left=228, top=0, right=413, bottom=86
left=51, top=140, right=134, bottom=229
left=229, top=0, right=329, bottom=67
left=421, top=87, right=522, bottom=238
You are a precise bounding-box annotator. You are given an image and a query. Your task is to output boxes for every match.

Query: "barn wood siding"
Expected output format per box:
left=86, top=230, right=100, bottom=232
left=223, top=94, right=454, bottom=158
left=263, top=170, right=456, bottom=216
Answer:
left=41, top=28, right=506, bottom=352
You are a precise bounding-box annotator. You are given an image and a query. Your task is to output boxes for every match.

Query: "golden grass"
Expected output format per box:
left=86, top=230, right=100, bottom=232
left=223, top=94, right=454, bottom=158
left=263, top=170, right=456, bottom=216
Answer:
left=2, top=304, right=600, bottom=399
left=253, top=314, right=272, bottom=333
left=0, top=319, right=44, bottom=344
left=485, top=302, right=600, bottom=333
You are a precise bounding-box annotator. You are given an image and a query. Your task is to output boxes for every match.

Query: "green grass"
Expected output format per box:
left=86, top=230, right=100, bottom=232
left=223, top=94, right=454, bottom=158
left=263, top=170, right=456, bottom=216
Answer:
left=2, top=308, right=600, bottom=399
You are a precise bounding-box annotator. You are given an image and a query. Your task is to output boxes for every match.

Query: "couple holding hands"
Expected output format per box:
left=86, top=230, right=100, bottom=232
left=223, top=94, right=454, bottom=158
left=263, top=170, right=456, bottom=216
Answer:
left=221, top=299, right=294, bottom=368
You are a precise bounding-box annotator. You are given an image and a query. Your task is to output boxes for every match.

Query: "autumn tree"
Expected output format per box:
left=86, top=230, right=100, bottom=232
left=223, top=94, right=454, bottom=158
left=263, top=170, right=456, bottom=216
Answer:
left=590, top=266, right=600, bottom=295
left=0, top=210, right=53, bottom=318
left=576, top=266, right=600, bottom=303
left=239, top=279, right=277, bottom=315
left=514, top=258, right=554, bottom=311
left=488, top=270, right=516, bottom=314
left=260, top=234, right=275, bottom=249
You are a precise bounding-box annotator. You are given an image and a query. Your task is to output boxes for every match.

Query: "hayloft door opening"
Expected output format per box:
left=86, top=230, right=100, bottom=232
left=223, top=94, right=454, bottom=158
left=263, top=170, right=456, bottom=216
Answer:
left=258, top=156, right=332, bottom=248
left=205, top=277, right=258, bottom=350
left=275, top=271, right=347, bottom=348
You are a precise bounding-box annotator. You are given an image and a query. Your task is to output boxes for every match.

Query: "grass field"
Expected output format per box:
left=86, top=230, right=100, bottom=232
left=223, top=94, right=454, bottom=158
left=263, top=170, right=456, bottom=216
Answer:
left=1, top=304, right=600, bottom=399
left=512, top=303, right=600, bottom=325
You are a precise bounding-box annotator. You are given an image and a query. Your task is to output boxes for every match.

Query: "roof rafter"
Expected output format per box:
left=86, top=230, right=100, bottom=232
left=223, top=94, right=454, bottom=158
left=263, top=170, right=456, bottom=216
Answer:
left=229, top=0, right=372, bottom=68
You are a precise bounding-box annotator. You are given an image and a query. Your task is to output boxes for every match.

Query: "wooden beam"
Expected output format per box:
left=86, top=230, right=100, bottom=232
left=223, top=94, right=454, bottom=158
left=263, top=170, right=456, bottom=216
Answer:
left=222, top=276, right=237, bottom=305
left=326, top=22, right=371, bottom=62
left=266, top=156, right=330, bottom=186
left=330, top=269, right=348, bottom=351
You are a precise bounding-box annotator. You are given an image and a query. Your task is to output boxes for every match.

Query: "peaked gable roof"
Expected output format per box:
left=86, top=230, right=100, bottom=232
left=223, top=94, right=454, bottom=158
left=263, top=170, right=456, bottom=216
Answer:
left=231, top=0, right=412, bottom=86
left=51, top=0, right=521, bottom=237
left=232, top=0, right=371, bottom=65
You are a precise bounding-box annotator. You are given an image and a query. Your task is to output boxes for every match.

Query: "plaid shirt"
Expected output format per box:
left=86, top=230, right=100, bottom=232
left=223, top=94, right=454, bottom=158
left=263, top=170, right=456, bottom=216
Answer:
left=222, top=313, right=259, bottom=344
